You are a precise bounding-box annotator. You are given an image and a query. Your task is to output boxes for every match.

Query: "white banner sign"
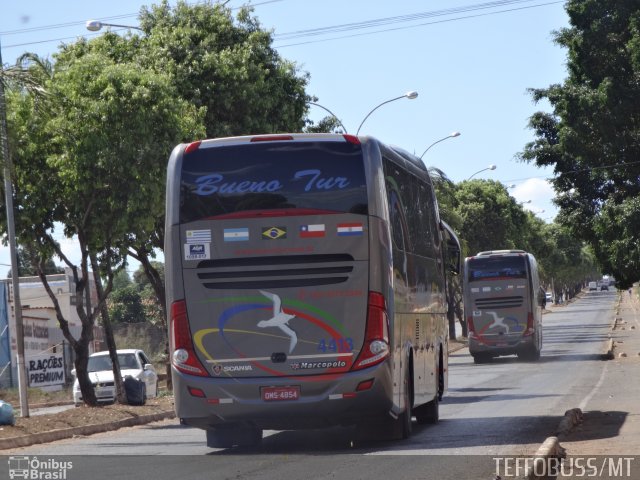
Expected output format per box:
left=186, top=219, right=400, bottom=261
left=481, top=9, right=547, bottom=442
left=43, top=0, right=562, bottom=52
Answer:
left=26, top=352, right=66, bottom=387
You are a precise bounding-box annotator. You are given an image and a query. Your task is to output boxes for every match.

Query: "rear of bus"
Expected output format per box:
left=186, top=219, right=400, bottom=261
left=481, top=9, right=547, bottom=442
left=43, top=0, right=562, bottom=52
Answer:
left=464, top=250, right=542, bottom=363
left=165, top=134, right=394, bottom=444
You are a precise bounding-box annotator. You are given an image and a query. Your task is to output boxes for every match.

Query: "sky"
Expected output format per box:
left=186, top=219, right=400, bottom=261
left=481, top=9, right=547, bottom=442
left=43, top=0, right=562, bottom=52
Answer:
left=0, top=0, right=569, bottom=271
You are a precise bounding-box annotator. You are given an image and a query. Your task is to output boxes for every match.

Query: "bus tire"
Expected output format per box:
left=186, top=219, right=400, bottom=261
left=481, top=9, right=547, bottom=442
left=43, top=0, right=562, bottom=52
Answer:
left=517, top=346, right=541, bottom=362
left=415, top=395, right=439, bottom=424
left=206, top=425, right=262, bottom=448
left=472, top=353, right=492, bottom=364
left=399, top=367, right=413, bottom=439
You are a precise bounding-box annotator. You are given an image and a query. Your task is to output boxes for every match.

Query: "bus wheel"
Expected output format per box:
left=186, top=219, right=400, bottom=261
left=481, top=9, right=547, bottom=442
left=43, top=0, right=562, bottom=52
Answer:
left=399, top=369, right=413, bottom=439
left=472, top=353, right=492, bottom=364
left=206, top=425, right=262, bottom=448
left=517, top=346, right=541, bottom=362
left=415, top=394, right=439, bottom=424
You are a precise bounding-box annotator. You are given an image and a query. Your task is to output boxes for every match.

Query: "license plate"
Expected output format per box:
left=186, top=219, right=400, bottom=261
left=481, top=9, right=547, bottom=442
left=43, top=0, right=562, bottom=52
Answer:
left=261, top=386, right=300, bottom=402
left=96, top=387, right=114, bottom=398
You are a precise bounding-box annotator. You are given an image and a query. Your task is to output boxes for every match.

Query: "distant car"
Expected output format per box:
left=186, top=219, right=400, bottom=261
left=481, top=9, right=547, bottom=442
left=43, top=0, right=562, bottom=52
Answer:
left=72, top=349, right=158, bottom=406
left=545, top=292, right=553, bottom=303
left=588, top=281, right=598, bottom=291
left=601, top=284, right=609, bottom=291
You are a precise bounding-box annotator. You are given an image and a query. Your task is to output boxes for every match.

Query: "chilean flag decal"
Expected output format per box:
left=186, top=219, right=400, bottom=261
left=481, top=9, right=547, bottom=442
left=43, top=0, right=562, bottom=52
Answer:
left=299, top=224, right=325, bottom=238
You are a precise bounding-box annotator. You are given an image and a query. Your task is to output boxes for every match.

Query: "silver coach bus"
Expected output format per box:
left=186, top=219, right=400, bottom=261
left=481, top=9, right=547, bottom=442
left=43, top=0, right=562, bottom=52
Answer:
left=463, top=250, right=544, bottom=364
left=165, top=133, right=460, bottom=447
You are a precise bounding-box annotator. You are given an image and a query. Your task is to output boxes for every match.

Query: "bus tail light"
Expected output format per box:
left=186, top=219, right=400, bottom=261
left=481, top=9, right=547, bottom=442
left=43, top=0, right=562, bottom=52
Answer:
left=171, top=300, right=209, bottom=377
left=523, top=312, right=535, bottom=336
left=352, top=292, right=390, bottom=371
left=343, top=134, right=361, bottom=144
left=184, top=141, right=202, bottom=154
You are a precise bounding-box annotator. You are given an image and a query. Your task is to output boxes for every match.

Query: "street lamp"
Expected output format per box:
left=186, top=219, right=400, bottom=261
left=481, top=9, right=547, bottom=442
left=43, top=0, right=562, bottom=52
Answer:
left=467, top=164, right=496, bottom=180
left=356, top=90, right=418, bottom=135
left=0, top=39, right=29, bottom=417
left=419, top=131, right=460, bottom=159
left=307, top=102, right=348, bottom=133
left=86, top=20, right=144, bottom=32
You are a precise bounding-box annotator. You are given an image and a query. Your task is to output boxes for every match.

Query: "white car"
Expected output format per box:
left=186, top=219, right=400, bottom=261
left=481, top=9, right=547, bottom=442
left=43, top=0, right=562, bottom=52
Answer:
left=72, top=349, right=158, bottom=406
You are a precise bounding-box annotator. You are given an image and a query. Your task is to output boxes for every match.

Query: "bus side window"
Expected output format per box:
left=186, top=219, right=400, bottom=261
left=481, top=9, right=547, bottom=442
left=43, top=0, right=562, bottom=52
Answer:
left=414, top=181, right=438, bottom=258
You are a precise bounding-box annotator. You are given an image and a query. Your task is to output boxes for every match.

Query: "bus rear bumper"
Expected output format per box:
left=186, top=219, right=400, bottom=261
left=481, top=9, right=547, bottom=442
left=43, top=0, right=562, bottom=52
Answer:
left=468, top=334, right=536, bottom=356
left=172, top=364, right=394, bottom=431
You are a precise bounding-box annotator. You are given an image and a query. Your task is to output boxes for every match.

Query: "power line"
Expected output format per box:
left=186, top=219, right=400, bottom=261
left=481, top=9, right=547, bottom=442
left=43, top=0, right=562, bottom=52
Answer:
left=0, top=0, right=562, bottom=53
left=0, top=0, right=283, bottom=51
left=273, top=1, right=564, bottom=48
left=274, top=0, right=557, bottom=40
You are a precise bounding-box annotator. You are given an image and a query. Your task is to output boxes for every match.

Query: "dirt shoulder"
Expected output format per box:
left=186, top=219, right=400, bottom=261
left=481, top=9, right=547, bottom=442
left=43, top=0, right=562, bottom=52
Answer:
left=0, top=395, right=175, bottom=449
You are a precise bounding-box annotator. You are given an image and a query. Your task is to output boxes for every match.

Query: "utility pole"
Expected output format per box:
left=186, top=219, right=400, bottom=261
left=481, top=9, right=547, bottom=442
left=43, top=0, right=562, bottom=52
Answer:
left=0, top=38, right=29, bottom=416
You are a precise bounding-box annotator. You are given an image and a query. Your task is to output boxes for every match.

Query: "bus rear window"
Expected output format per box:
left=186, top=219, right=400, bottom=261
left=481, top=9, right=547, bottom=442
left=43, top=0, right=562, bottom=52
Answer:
left=179, top=141, right=368, bottom=222
left=468, top=256, right=526, bottom=281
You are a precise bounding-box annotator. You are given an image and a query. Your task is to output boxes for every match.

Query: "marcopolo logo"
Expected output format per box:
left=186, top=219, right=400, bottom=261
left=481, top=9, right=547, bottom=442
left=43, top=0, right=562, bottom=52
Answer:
left=290, top=360, right=347, bottom=370
left=7, top=456, right=73, bottom=479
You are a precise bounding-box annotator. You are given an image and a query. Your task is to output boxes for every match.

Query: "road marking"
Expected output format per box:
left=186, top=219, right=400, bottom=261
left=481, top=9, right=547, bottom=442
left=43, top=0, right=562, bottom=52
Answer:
left=578, top=362, right=608, bottom=411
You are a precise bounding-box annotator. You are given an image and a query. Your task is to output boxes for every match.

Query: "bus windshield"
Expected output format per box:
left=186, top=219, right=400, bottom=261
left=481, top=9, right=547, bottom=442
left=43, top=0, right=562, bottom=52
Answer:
left=179, top=141, right=368, bottom=222
left=468, top=256, right=527, bottom=281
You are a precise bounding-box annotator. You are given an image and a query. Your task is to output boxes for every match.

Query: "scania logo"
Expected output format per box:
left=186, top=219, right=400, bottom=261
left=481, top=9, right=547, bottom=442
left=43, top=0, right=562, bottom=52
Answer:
left=211, top=364, right=253, bottom=376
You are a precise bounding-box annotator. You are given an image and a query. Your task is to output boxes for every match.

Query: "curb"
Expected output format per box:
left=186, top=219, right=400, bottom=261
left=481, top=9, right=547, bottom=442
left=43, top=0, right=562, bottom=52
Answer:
left=0, top=410, right=175, bottom=451
left=525, top=436, right=566, bottom=480
left=523, top=408, right=582, bottom=479
left=555, top=408, right=583, bottom=437
left=603, top=338, right=615, bottom=360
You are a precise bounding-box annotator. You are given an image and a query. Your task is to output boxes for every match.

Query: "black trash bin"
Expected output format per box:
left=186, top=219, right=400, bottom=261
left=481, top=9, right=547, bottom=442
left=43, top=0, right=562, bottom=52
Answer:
left=123, top=375, right=146, bottom=405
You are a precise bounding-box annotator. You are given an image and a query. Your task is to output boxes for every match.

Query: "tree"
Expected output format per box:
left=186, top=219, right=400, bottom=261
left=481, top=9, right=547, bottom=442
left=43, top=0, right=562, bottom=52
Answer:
left=112, top=269, right=132, bottom=291
left=123, top=1, right=313, bottom=329
left=109, top=285, right=146, bottom=324
left=6, top=48, right=204, bottom=405
left=5, top=247, right=63, bottom=278
left=138, top=1, right=310, bottom=139
left=520, top=0, right=640, bottom=288
left=454, top=180, right=533, bottom=255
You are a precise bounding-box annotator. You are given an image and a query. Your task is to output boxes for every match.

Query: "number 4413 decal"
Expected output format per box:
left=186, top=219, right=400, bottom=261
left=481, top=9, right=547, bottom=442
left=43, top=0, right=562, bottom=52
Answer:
left=317, top=338, right=354, bottom=353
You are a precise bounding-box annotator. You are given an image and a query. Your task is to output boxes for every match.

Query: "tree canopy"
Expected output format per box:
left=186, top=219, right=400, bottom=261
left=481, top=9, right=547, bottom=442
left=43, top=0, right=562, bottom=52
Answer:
left=520, top=0, right=640, bottom=288
left=1, top=1, right=318, bottom=402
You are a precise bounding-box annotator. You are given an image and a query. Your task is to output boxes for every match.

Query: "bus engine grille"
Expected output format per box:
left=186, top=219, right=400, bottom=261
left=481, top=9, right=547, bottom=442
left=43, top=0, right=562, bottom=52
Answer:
left=196, top=254, right=355, bottom=289
left=474, top=296, right=524, bottom=309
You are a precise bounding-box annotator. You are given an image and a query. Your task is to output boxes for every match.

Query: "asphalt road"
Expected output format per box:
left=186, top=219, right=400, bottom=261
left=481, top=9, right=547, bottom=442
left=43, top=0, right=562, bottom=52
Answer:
left=3, top=290, right=618, bottom=480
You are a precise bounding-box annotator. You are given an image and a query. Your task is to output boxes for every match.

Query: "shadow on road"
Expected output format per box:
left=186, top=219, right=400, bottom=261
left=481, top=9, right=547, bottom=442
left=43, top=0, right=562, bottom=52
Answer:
left=203, top=413, right=563, bottom=455
left=561, top=410, right=627, bottom=443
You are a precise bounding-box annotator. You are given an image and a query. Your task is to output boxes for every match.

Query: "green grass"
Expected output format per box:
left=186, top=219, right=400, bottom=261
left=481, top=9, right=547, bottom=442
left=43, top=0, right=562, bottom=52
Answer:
left=0, top=386, right=72, bottom=406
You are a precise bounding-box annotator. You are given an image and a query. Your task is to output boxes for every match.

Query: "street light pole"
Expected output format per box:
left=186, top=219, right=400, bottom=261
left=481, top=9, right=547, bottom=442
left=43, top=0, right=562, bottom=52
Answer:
left=85, top=20, right=144, bottom=32
left=419, top=131, right=461, bottom=159
left=356, top=91, right=418, bottom=136
left=0, top=38, right=29, bottom=417
left=467, top=164, right=496, bottom=180
left=307, top=102, right=348, bottom=133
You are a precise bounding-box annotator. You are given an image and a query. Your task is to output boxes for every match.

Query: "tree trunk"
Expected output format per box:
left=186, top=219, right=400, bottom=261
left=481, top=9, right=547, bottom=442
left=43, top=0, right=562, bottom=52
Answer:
left=132, top=249, right=172, bottom=391
left=73, top=340, right=98, bottom=406
left=90, top=253, right=127, bottom=404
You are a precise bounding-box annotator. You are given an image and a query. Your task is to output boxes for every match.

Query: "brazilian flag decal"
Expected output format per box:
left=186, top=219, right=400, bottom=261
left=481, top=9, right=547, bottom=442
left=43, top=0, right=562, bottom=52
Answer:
left=262, top=226, right=287, bottom=240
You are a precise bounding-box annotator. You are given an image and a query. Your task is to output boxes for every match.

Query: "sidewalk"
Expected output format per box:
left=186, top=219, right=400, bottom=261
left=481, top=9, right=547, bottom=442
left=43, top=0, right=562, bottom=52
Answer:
left=556, top=287, right=640, bottom=455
